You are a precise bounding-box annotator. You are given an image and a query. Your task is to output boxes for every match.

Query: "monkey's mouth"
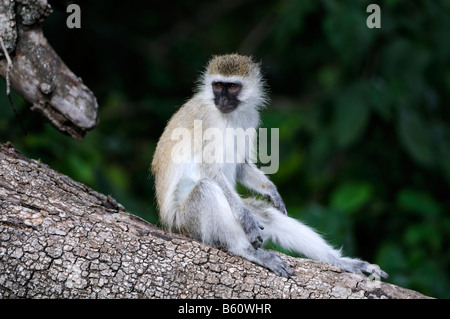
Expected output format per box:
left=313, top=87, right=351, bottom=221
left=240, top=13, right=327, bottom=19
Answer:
left=215, top=97, right=239, bottom=113
left=218, top=105, right=238, bottom=113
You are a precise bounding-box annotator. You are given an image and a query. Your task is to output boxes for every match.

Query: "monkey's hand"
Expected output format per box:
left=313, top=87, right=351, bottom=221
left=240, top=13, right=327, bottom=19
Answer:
left=265, top=191, right=288, bottom=215
left=240, top=208, right=264, bottom=249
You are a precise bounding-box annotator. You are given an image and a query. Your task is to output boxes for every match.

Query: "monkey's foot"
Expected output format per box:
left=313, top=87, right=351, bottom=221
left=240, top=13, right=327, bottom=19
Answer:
left=335, top=257, right=389, bottom=279
left=255, top=249, right=294, bottom=277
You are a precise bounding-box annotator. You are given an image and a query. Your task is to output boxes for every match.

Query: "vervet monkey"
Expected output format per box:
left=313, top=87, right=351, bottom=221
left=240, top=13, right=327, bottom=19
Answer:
left=151, top=54, right=388, bottom=278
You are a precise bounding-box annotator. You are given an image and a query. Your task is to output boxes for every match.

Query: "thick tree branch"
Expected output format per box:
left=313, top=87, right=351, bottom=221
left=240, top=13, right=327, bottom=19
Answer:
left=0, top=142, right=431, bottom=298
left=0, top=0, right=98, bottom=139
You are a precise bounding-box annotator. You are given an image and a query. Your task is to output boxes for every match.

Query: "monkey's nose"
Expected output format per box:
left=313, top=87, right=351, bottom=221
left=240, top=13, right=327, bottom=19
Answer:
left=215, top=95, right=239, bottom=113
left=217, top=96, right=229, bottom=107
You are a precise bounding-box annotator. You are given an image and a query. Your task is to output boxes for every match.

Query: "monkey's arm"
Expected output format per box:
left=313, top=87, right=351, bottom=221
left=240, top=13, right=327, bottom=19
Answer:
left=237, top=162, right=287, bottom=215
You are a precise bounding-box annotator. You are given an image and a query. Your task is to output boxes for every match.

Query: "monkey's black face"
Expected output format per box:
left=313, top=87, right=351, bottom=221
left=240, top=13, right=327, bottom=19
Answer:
left=212, top=82, right=242, bottom=113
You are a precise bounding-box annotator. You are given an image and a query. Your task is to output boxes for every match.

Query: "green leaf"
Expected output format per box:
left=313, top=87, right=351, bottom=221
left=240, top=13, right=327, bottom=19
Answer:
left=377, top=243, right=407, bottom=273
left=398, top=108, right=434, bottom=167
left=66, top=155, right=95, bottom=185
left=323, top=3, right=375, bottom=64
left=332, top=89, right=370, bottom=149
left=405, top=224, right=441, bottom=251
left=397, top=188, right=441, bottom=216
left=330, top=181, right=374, bottom=215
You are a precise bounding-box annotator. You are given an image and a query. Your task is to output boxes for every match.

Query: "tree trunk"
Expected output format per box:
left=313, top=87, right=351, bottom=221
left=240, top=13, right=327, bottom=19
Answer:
left=0, top=142, right=430, bottom=299
left=0, top=0, right=98, bottom=139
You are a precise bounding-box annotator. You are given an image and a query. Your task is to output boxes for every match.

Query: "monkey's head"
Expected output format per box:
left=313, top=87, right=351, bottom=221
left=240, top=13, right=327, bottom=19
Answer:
left=200, top=54, right=267, bottom=114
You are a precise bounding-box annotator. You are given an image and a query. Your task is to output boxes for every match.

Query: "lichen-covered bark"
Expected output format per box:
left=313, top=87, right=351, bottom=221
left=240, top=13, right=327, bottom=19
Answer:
left=0, top=0, right=17, bottom=53
left=0, top=142, right=431, bottom=299
left=0, top=0, right=98, bottom=139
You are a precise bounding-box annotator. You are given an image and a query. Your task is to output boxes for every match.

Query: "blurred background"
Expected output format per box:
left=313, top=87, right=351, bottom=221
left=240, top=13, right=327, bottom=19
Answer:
left=1, top=0, right=449, bottom=298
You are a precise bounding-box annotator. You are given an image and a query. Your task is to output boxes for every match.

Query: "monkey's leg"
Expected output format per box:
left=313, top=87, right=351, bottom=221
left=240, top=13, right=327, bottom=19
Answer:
left=244, top=198, right=388, bottom=279
left=179, top=178, right=293, bottom=277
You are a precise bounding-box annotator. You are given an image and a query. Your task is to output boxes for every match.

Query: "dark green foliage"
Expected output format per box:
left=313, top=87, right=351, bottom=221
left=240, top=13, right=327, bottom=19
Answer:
left=1, top=0, right=449, bottom=297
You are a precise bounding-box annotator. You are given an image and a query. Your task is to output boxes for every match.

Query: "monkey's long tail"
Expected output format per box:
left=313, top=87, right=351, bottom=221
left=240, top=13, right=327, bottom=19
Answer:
left=244, top=198, right=342, bottom=264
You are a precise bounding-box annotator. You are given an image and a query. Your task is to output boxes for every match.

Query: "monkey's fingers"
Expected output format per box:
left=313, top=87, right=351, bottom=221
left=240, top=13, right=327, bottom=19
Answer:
left=369, top=264, right=389, bottom=280
left=265, top=193, right=288, bottom=215
left=250, top=236, right=263, bottom=249
left=279, top=205, right=288, bottom=216
left=273, top=199, right=288, bottom=215
left=246, top=227, right=264, bottom=249
left=380, top=269, right=389, bottom=280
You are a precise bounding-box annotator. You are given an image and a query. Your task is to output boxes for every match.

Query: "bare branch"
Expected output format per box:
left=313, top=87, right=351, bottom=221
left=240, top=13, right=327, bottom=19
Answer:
left=0, top=142, right=431, bottom=299
left=0, top=0, right=98, bottom=139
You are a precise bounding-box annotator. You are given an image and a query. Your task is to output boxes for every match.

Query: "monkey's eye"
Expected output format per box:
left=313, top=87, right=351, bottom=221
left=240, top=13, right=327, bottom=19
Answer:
left=214, top=83, right=223, bottom=89
left=228, top=83, right=241, bottom=92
